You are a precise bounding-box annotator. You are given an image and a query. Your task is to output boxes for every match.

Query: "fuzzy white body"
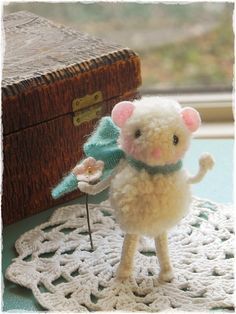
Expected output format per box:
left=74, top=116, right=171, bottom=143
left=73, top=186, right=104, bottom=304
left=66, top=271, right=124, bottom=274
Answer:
left=78, top=97, right=214, bottom=282
left=110, top=162, right=191, bottom=237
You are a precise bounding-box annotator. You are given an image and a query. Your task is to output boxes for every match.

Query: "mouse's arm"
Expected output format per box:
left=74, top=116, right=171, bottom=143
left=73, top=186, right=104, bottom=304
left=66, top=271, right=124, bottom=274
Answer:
left=78, top=176, right=112, bottom=195
left=187, top=153, right=214, bottom=184
left=78, top=160, right=125, bottom=195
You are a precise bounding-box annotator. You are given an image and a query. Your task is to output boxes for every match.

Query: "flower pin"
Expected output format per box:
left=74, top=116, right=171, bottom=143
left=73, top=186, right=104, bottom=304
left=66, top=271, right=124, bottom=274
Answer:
left=72, top=157, right=104, bottom=251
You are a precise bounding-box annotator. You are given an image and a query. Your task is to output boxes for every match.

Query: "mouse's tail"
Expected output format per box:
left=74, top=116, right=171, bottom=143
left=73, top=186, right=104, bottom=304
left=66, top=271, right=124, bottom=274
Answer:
left=187, top=153, right=214, bottom=184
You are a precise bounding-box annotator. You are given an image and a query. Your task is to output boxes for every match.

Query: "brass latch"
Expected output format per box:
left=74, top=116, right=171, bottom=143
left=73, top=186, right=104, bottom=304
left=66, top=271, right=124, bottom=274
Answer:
left=72, top=91, right=103, bottom=127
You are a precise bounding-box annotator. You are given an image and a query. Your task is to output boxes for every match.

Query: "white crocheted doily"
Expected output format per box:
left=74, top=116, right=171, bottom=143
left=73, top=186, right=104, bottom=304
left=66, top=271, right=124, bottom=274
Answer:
left=6, top=197, right=234, bottom=312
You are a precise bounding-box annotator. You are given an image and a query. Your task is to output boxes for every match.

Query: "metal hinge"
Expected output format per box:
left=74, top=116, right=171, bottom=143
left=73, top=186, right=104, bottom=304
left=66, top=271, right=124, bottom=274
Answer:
left=72, top=91, right=103, bottom=127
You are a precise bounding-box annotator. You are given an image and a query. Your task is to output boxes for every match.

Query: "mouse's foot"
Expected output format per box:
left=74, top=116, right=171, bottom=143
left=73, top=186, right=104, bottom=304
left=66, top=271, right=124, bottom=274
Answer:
left=158, top=268, right=174, bottom=283
left=116, top=266, right=132, bottom=281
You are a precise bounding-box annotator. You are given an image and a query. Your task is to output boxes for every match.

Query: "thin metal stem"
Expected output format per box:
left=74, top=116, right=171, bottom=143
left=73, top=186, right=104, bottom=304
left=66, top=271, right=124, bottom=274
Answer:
left=85, top=193, right=94, bottom=251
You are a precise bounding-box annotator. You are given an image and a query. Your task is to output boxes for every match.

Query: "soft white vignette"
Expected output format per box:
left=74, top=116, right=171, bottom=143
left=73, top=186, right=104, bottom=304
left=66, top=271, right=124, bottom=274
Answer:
left=0, top=1, right=235, bottom=314
left=1, top=1, right=4, bottom=313
left=233, top=3, right=236, bottom=312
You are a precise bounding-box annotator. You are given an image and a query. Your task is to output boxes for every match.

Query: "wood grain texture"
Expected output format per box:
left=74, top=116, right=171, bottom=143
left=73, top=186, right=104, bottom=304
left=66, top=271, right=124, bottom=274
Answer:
left=3, top=56, right=141, bottom=135
left=2, top=11, right=141, bottom=225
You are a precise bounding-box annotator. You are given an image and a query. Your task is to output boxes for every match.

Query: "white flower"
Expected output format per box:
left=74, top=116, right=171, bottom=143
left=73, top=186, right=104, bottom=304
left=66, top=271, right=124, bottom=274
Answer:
left=72, top=157, right=104, bottom=183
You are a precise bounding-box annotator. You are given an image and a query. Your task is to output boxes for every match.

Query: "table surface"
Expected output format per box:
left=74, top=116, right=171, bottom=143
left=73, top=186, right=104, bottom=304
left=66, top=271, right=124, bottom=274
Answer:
left=2, top=139, right=233, bottom=312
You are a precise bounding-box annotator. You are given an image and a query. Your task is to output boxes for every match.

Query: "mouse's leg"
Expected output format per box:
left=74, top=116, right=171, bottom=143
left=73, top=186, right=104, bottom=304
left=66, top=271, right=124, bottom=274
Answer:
left=155, top=232, right=174, bottom=282
left=116, top=233, right=139, bottom=280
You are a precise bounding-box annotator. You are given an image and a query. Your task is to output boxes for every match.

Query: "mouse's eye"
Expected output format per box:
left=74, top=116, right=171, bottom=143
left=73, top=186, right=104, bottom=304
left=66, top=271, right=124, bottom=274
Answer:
left=134, top=129, right=142, bottom=139
left=173, top=134, right=179, bottom=145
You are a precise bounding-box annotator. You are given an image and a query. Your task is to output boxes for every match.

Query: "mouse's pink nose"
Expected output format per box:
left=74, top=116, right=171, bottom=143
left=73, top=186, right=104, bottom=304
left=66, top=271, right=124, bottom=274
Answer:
left=152, top=148, right=161, bottom=159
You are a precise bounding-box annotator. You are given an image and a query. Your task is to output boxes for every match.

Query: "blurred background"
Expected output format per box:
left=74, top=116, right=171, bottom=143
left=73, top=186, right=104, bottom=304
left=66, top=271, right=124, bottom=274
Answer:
left=4, top=2, right=234, bottom=92
left=3, top=2, right=234, bottom=137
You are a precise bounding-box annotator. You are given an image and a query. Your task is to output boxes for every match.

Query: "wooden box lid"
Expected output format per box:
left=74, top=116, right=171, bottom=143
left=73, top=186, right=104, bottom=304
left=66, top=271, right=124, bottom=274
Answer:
left=2, top=11, right=141, bottom=134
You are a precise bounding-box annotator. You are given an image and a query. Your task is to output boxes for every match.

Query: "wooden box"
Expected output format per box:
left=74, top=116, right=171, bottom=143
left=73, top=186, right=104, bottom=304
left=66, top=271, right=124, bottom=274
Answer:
left=2, top=11, right=141, bottom=225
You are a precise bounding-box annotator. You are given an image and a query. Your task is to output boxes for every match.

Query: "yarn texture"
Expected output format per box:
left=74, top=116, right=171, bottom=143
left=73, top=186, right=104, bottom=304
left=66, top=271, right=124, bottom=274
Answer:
left=51, top=173, right=78, bottom=199
left=5, top=198, right=234, bottom=312
left=126, top=156, right=183, bottom=175
left=51, top=117, right=124, bottom=199
left=84, top=117, right=125, bottom=175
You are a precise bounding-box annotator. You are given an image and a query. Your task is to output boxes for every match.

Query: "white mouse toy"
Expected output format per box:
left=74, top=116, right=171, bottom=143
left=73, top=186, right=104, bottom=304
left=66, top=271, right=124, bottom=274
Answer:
left=78, top=98, right=214, bottom=282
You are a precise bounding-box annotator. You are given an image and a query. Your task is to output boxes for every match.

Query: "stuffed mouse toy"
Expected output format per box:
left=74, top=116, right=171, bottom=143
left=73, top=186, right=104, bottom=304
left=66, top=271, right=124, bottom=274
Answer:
left=55, top=97, right=215, bottom=282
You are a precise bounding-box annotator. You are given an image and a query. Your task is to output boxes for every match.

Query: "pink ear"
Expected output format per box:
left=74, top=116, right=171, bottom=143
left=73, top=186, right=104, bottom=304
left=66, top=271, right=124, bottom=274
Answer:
left=111, top=101, right=135, bottom=128
left=181, top=107, right=201, bottom=132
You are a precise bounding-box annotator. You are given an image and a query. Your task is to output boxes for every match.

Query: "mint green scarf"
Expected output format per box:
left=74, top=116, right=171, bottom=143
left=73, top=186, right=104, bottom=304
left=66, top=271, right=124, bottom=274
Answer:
left=126, top=156, right=182, bottom=175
